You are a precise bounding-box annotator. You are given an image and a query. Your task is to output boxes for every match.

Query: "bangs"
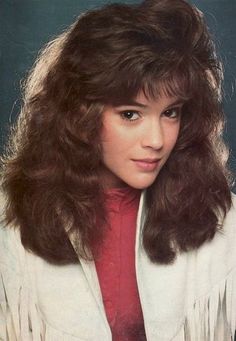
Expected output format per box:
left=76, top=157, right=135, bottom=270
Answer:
left=140, top=64, right=200, bottom=102
left=102, top=63, right=200, bottom=106
left=142, top=74, right=193, bottom=102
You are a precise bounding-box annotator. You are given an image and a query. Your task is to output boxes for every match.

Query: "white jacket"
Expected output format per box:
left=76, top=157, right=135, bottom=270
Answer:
left=0, top=192, right=236, bottom=341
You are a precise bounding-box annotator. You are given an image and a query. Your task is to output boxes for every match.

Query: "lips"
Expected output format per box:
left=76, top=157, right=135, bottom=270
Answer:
left=134, top=158, right=160, bottom=163
left=132, top=158, right=160, bottom=171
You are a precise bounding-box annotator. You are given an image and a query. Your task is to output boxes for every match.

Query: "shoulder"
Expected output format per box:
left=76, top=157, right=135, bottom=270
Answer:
left=0, top=222, right=26, bottom=276
left=194, top=192, right=236, bottom=287
left=0, top=192, right=29, bottom=275
left=203, top=191, right=236, bottom=254
left=224, top=191, right=236, bottom=222
left=228, top=191, right=236, bottom=220
left=220, top=192, right=236, bottom=242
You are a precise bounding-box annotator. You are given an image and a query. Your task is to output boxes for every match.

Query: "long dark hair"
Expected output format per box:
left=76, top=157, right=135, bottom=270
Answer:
left=1, top=0, right=232, bottom=264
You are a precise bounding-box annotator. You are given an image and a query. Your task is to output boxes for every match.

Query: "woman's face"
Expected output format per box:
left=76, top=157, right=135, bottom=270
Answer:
left=100, top=91, right=183, bottom=189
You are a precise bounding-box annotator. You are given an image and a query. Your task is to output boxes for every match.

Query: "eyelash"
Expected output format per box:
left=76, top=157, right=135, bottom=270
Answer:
left=162, top=107, right=182, bottom=119
left=120, top=110, right=141, bottom=122
left=119, top=106, right=182, bottom=122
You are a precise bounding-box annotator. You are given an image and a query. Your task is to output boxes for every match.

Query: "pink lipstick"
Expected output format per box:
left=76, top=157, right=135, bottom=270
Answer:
left=132, top=158, right=160, bottom=171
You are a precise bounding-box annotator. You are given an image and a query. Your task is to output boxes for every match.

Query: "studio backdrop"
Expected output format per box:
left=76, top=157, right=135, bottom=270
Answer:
left=0, top=0, right=236, bottom=191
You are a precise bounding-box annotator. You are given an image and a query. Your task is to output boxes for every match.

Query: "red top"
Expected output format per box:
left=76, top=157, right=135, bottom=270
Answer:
left=93, top=187, right=146, bottom=341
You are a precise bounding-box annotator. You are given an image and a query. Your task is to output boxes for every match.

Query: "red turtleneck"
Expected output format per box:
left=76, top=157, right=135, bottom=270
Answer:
left=93, top=186, right=146, bottom=341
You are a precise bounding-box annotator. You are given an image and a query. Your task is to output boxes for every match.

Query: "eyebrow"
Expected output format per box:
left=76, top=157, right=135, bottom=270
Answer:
left=164, top=99, right=186, bottom=109
left=115, top=98, right=185, bottom=109
left=115, top=100, right=148, bottom=108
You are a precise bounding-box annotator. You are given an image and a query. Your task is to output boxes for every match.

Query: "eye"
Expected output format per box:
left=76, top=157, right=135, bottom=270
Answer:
left=120, top=110, right=141, bottom=121
left=162, top=107, right=182, bottom=119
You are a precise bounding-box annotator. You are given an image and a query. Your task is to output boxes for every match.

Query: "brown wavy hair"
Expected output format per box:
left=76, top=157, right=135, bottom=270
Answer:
left=1, top=0, right=233, bottom=264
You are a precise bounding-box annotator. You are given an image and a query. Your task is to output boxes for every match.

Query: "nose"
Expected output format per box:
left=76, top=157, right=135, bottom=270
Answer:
left=141, top=118, right=164, bottom=150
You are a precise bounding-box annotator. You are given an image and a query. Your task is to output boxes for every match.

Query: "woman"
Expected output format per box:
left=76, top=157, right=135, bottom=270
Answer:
left=0, top=0, right=235, bottom=340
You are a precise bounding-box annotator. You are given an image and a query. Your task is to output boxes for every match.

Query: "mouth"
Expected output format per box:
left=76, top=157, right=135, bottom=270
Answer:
left=132, top=158, right=161, bottom=171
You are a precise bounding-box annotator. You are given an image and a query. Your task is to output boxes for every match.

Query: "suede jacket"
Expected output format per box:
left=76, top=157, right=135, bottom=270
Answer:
left=0, top=193, right=236, bottom=341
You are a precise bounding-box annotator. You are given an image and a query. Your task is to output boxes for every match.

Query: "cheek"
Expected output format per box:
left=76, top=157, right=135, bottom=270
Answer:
left=101, top=122, right=135, bottom=157
left=101, top=119, right=122, bottom=144
left=102, top=138, right=130, bottom=163
left=101, top=126, right=126, bottom=163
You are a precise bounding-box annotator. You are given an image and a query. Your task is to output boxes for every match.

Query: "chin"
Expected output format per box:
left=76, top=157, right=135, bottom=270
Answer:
left=134, top=173, right=159, bottom=189
left=127, top=178, right=157, bottom=190
left=131, top=184, right=154, bottom=190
